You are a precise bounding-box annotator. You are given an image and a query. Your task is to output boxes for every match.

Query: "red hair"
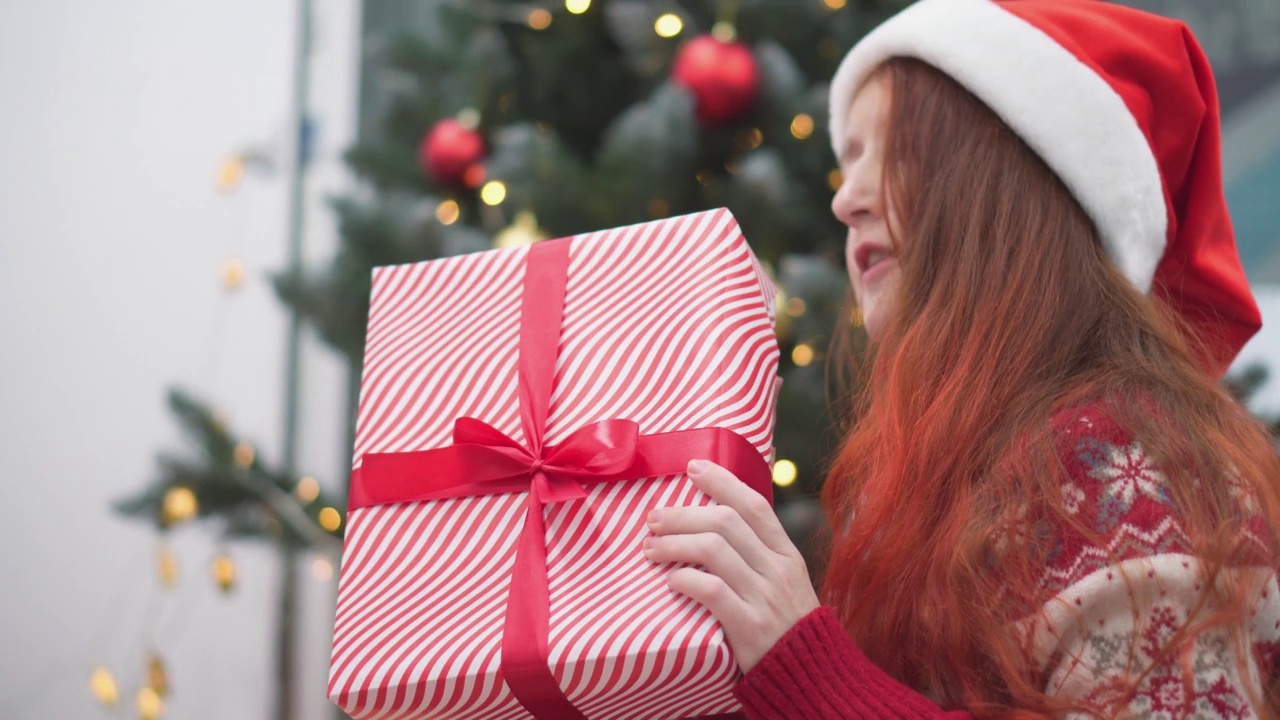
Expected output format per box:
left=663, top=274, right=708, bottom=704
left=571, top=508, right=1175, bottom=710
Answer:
left=822, top=59, right=1280, bottom=718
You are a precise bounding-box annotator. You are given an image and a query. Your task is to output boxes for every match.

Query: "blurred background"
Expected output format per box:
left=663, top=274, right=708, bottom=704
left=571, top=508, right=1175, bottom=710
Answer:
left=1, top=0, right=1276, bottom=718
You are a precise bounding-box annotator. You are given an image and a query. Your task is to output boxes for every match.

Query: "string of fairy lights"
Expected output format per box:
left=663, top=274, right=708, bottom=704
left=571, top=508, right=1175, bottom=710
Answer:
left=84, top=104, right=347, bottom=719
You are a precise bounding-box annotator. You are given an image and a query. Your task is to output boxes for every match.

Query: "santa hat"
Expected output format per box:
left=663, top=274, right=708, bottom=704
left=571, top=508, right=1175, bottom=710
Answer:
left=828, top=0, right=1260, bottom=377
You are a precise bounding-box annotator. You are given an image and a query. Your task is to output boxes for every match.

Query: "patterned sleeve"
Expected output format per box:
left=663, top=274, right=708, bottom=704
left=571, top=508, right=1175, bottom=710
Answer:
left=1023, top=407, right=1280, bottom=718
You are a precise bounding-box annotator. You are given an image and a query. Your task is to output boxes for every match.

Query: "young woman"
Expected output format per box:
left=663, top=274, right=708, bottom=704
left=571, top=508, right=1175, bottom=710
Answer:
left=644, top=1, right=1280, bottom=717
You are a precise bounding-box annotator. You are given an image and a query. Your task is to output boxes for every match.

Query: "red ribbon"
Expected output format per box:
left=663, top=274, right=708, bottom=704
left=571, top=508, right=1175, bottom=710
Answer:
left=350, top=239, right=772, bottom=719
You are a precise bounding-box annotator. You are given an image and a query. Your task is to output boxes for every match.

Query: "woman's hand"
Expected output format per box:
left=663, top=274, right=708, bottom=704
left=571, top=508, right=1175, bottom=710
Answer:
left=644, top=459, right=820, bottom=672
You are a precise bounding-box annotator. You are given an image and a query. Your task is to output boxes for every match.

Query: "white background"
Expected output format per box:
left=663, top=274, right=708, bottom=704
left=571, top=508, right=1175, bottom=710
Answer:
left=0, top=1, right=360, bottom=717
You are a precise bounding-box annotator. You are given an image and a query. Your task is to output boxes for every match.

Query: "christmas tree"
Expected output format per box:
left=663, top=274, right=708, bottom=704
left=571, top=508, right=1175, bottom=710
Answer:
left=275, top=0, right=908, bottom=536
left=118, top=0, right=912, bottom=558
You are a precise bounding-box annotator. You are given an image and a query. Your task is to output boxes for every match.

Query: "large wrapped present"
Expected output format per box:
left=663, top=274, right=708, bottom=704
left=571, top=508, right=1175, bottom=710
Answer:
left=328, top=208, right=781, bottom=720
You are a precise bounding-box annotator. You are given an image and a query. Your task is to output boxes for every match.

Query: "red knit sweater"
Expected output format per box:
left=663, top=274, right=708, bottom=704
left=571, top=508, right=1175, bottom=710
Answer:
left=735, top=405, right=1279, bottom=718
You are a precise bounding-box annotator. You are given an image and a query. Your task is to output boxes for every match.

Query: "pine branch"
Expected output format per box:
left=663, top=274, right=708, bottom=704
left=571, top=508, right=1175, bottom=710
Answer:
left=114, top=388, right=344, bottom=550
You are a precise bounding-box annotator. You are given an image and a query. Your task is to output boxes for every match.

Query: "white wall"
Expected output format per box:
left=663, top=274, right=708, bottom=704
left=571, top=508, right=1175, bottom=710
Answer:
left=0, top=1, right=360, bottom=717
left=1234, top=288, right=1280, bottom=416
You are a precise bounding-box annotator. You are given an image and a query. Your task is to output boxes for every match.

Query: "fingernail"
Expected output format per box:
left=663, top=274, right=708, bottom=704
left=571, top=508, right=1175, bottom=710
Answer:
left=643, top=537, right=654, bottom=550
left=687, top=459, right=709, bottom=475
left=647, top=509, right=662, bottom=525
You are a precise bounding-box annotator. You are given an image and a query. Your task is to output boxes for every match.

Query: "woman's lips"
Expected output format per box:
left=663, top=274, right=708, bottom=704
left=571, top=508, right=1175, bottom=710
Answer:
left=861, top=254, right=897, bottom=285
left=854, top=242, right=895, bottom=282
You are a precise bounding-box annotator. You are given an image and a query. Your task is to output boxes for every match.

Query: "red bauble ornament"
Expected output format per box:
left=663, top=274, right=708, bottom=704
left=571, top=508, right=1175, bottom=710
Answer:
left=419, top=119, right=486, bottom=186
left=672, top=35, right=760, bottom=125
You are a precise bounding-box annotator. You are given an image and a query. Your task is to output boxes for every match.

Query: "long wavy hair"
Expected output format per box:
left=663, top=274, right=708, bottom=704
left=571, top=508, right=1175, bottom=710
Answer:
left=821, top=58, right=1280, bottom=718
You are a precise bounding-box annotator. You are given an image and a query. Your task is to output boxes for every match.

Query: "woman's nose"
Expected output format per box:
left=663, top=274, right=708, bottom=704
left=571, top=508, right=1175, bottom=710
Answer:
left=831, top=180, right=854, bottom=226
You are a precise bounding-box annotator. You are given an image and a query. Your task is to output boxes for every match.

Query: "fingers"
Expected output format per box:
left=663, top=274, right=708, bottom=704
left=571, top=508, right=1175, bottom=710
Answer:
left=684, top=459, right=796, bottom=557
left=647, top=461, right=822, bottom=674
left=665, top=566, right=745, bottom=626
left=646, top=503, right=773, bottom=573
left=644, top=531, right=757, bottom=596
left=666, top=566, right=781, bottom=674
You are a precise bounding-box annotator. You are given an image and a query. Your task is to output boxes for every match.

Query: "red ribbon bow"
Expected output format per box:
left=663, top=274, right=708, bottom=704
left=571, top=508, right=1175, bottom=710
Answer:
left=350, top=238, right=771, bottom=719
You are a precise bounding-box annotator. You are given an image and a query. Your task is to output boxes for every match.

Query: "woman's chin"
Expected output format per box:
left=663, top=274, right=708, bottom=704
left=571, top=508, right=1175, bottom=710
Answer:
left=860, top=307, right=887, bottom=342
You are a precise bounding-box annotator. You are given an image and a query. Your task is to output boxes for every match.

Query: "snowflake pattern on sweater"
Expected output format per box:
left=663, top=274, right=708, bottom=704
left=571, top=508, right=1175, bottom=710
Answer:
left=1022, top=406, right=1279, bottom=719
left=735, top=404, right=1280, bottom=719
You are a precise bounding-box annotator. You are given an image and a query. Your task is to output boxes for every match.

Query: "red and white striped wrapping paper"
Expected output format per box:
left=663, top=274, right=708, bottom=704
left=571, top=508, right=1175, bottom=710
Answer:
left=329, top=208, right=781, bottom=720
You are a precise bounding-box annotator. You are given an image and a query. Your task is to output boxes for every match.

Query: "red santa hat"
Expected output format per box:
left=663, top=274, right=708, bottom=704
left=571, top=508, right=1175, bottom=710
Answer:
left=828, top=0, right=1260, bottom=377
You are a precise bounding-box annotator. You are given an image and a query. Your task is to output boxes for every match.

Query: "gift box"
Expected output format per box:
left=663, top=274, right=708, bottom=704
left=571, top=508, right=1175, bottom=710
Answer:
left=328, top=208, right=781, bottom=720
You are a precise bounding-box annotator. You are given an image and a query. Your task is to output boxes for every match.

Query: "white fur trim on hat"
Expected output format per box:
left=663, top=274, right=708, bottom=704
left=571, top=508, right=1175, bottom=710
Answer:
left=828, top=0, right=1167, bottom=292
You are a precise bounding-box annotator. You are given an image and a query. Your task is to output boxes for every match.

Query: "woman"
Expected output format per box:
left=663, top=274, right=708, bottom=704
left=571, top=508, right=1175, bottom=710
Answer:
left=644, top=0, right=1280, bottom=717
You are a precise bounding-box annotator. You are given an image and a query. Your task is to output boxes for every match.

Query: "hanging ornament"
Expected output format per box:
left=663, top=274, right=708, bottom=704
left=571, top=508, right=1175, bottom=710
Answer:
left=671, top=34, right=760, bottom=125
left=89, top=666, right=120, bottom=708
left=494, top=211, right=549, bottom=249
left=419, top=118, right=487, bottom=187
left=211, top=553, right=238, bottom=594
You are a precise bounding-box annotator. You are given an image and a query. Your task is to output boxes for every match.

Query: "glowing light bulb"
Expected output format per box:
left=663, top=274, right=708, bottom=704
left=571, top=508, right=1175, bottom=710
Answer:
left=313, top=557, right=334, bottom=581
left=528, top=8, right=552, bottom=29
left=790, top=114, right=815, bottom=140
left=296, top=476, right=320, bottom=503
left=220, top=257, right=245, bottom=290
left=216, top=155, right=245, bottom=192
left=435, top=199, right=460, bottom=226
left=791, top=343, right=815, bottom=367
left=773, top=459, right=798, bottom=487
left=161, top=486, right=198, bottom=525
left=828, top=168, right=843, bottom=191
left=137, top=686, right=163, bottom=720
left=825, top=0, right=848, bottom=8
left=494, top=211, right=547, bottom=249
left=456, top=108, right=481, bottom=131
left=711, top=21, right=736, bottom=42
left=480, top=180, right=507, bottom=206
left=655, top=14, right=683, bottom=38
left=89, top=666, right=120, bottom=707
left=157, top=545, right=179, bottom=588
left=212, top=553, right=237, bottom=594
left=319, top=507, right=343, bottom=533
left=233, top=442, right=255, bottom=469
left=786, top=298, right=807, bottom=317
left=566, top=0, right=590, bottom=13
left=738, top=128, right=763, bottom=150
